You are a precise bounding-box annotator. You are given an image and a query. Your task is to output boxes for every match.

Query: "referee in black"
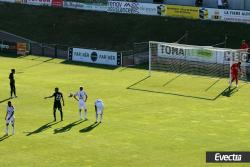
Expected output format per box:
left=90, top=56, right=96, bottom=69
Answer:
left=9, top=69, right=17, bottom=98
left=44, top=87, right=65, bottom=121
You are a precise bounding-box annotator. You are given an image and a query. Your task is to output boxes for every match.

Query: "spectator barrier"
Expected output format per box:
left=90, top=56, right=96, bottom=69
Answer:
left=1, top=0, right=250, bottom=24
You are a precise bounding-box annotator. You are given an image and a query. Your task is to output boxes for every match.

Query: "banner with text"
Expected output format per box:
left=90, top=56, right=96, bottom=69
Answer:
left=63, top=1, right=107, bottom=11
left=0, top=0, right=15, bottom=3
left=23, top=0, right=52, bottom=6
left=3, top=0, right=250, bottom=24
left=107, top=1, right=163, bottom=16
left=68, top=47, right=121, bottom=66
left=156, top=42, right=248, bottom=65
left=164, top=5, right=200, bottom=19
left=206, top=8, right=250, bottom=24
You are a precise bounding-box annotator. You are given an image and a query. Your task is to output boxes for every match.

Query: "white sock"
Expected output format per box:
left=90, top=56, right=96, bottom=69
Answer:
left=84, top=110, right=87, bottom=119
left=6, top=125, right=8, bottom=135
left=79, top=111, right=82, bottom=119
left=12, top=125, right=14, bottom=135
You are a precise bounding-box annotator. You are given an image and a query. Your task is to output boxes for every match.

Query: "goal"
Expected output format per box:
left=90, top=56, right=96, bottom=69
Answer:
left=148, top=41, right=249, bottom=81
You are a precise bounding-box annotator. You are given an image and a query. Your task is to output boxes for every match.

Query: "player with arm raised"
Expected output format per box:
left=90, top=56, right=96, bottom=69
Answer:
left=95, top=99, right=104, bottom=123
left=74, top=86, right=88, bottom=121
left=230, top=62, right=241, bottom=88
left=5, top=101, right=15, bottom=136
left=44, top=87, right=64, bottom=121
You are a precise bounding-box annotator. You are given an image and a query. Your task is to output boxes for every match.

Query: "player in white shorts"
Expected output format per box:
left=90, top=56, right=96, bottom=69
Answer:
left=95, top=99, right=104, bottom=123
left=74, top=86, right=88, bottom=120
left=5, top=101, right=15, bottom=136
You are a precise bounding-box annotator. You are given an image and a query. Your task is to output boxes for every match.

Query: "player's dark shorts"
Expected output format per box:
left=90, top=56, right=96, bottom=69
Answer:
left=54, top=102, right=62, bottom=110
left=10, top=82, right=15, bottom=89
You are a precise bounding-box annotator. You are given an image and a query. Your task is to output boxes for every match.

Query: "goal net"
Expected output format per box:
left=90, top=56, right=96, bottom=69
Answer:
left=149, top=41, right=249, bottom=82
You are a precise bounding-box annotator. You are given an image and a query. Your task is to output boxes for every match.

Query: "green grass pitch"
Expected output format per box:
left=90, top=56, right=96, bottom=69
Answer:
left=0, top=55, right=249, bottom=167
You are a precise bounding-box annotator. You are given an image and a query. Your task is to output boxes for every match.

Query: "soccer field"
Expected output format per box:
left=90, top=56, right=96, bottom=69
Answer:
left=0, top=55, right=249, bottom=167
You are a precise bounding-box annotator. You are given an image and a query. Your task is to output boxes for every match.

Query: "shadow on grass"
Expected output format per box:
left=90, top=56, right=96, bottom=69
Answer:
left=61, top=60, right=118, bottom=70
left=127, top=76, right=236, bottom=101
left=0, top=54, right=56, bottom=73
left=0, top=97, right=11, bottom=104
left=129, top=63, right=148, bottom=70
left=119, top=63, right=148, bottom=72
left=0, top=53, right=21, bottom=58
left=25, top=121, right=59, bottom=136
left=79, top=122, right=100, bottom=133
left=54, top=120, right=85, bottom=134
left=20, top=58, right=54, bottom=72
left=0, top=135, right=10, bottom=142
left=18, top=56, right=41, bottom=60
left=221, top=87, right=238, bottom=97
left=1, top=52, right=119, bottom=70
left=205, top=78, right=221, bottom=92
left=127, top=76, right=151, bottom=88
left=162, top=74, right=182, bottom=87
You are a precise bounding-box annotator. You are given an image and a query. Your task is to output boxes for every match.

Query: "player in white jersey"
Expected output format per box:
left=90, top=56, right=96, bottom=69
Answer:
left=74, top=86, right=88, bottom=120
left=95, top=99, right=104, bottom=123
left=5, top=101, right=15, bottom=136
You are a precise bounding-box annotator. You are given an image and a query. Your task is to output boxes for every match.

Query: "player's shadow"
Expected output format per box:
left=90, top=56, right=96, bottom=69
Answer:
left=0, top=135, right=10, bottom=142
left=0, top=97, right=12, bottom=104
left=79, top=122, right=100, bottom=133
left=25, top=121, right=59, bottom=136
left=54, top=120, right=85, bottom=134
left=221, top=87, right=238, bottom=97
